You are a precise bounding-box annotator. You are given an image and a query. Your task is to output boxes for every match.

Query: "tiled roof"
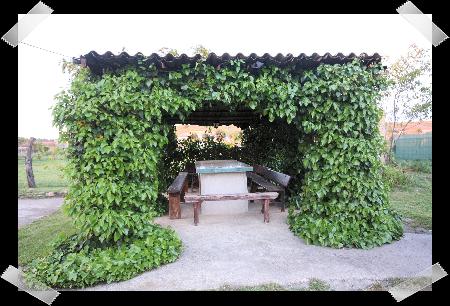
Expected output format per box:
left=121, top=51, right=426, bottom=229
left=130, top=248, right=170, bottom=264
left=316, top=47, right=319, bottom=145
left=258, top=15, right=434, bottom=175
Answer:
left=73, top=51, right=382, bottom=75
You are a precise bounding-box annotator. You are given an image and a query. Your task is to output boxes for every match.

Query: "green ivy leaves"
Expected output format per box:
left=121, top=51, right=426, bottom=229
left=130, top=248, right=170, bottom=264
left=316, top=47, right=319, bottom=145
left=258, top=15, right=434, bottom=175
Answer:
left=288, top=61, right=402, bottom=249
left=51, top=57, right=401, bottom=259
left=25, top=225, right=182, bottom=288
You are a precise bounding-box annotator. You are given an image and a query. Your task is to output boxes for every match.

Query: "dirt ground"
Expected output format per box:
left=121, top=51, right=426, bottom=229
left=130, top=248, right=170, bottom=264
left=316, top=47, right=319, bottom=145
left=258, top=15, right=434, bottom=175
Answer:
left=85, top=202, right=432, bottom=291
left=18, top=197, right=64, bottom=228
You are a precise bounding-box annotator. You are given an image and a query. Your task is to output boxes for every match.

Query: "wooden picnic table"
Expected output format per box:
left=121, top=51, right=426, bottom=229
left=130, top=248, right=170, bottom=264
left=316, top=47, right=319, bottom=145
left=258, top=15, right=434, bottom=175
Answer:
left=195, top=160, right=253, bottom=215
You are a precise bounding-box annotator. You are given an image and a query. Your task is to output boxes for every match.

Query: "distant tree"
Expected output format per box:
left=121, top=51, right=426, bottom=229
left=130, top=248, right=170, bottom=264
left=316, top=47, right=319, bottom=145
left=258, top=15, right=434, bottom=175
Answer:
left=156, top=45, right=211, bottom=59
left=33, top=142, right=49, bottom=154
left=18, top=137, right=28, bottom=146
left=215, top=129, right=226, bottom=142
left=158, top=47, right=179, bottom=57
left=232, top=131, right=243, bottom=145
left=191, top=44, right=210, bottom=59
left=61, top=58, right=80, bottom=76
left=188, top=133, right=199, bottom=140
left=383, top=44, right=432, bottom=162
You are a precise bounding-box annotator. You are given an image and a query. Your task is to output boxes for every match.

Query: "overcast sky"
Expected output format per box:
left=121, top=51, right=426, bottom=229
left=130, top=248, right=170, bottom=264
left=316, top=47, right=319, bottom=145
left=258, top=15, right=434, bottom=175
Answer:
left=17, top=14, right=431, bottom=139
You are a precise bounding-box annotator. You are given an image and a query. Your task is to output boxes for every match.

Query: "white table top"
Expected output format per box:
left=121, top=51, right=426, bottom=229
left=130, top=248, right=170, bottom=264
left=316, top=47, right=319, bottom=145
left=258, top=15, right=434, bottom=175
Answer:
left=195, top=160, right=253, bottom=174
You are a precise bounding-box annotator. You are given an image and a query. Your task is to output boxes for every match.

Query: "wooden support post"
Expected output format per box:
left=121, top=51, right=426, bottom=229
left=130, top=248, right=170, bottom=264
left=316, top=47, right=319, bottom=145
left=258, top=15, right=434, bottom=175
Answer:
left=25, top=137, right=36, bottom=188
left=169, top=193, right=181, bottom=219
left=263, top=199, right=270, bottom=223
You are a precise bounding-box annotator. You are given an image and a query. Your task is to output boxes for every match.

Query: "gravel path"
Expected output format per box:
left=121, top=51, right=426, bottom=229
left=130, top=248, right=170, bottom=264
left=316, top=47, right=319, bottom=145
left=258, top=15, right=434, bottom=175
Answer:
left=85, top=202, right=432, bottom=291
left=18, top=197, right=64, bottom=228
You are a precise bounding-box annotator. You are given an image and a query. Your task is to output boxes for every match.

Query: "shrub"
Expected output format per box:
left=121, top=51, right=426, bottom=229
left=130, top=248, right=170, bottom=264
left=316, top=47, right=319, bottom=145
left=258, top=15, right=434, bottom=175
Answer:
left=397, top=160, right=432, bottom=174
left=25, top=224, right=182, bottom=288
left=382, top=164, right=412, bottom=190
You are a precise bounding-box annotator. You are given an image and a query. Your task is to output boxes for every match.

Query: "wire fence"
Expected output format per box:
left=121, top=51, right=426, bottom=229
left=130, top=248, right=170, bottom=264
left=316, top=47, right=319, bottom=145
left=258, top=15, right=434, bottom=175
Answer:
left=394, top=132, right=432, bottom=160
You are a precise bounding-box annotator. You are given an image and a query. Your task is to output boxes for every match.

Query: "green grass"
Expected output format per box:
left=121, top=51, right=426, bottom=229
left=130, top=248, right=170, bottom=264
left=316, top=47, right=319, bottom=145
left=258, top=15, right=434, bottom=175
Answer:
left=396, top=160, right=432, bottom=174
left=365, top=276, right=432, bottom=291
left=18, top=157, right=68, bottom=198
left=214, top=279, right=331, bottom=291
left=389, top=171, right=432, bottom=229
left=307, top=278, right=331, bottom=291
left=18, top=210, right=76, bottom=266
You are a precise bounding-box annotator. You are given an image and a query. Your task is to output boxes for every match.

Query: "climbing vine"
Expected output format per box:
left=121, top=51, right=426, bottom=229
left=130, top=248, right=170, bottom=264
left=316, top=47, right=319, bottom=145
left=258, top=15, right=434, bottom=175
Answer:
left=27, top=57, right=403, bottom=288
left=288, top=63, right=403, bottom=248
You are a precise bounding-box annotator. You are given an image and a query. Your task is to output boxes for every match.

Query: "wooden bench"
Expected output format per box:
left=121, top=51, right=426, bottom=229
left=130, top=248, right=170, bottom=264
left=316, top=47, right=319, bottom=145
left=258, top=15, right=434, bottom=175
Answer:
left=247, top=165, right=292, bottom=212
left=184, top=192, right=279, bottom=225
left=184, top=163, right=198, bottom=191
left=167, top=172, right=189, bottom=219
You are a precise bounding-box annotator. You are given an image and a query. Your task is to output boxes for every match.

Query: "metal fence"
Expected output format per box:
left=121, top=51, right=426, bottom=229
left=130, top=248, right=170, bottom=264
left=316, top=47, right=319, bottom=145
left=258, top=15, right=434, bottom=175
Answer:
left=394, top=132, right=432, bottom=160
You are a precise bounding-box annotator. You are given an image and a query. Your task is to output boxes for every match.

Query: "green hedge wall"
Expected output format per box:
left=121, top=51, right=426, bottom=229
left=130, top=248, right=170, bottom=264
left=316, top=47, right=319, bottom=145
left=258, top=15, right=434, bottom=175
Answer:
left=27, top=58, right=402, bottom=288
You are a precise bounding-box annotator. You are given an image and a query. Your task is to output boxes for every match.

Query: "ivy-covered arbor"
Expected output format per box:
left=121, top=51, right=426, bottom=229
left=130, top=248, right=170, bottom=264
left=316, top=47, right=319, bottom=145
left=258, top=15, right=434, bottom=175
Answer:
left=27, top=52, right=403, bottom=288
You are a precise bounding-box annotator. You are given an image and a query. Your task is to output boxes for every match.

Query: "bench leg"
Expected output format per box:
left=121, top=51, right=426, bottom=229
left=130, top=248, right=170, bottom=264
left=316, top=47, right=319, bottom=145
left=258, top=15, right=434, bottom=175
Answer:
left=193, top=201, right=201, bottom=226
left=169, top=193, right=181, bottom=219
left=263, top=199, right=270, bottom=223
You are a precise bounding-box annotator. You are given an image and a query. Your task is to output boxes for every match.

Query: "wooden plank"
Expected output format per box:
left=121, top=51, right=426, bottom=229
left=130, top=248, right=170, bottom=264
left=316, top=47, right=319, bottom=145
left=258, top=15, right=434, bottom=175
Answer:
left=253, top=165, right=291, bottom=187
left=246, top=172, right=283, bottom=191
left=184, top=192, right=279, bottom=202
left=167, top=172, right=188, bottom=193
left=169, top=194, right=181, bottom=219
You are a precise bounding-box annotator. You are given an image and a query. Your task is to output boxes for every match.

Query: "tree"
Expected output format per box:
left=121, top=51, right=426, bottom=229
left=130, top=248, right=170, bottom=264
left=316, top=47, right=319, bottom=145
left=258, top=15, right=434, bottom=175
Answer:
left=383, top=44, right=432, bottom=162
left=190, top=44, right=210, bottom=59
left=33, top=142, right=49, bottom=154
left=25, top=137, right=36, bottom=188
left=157, top=45, right=211, bottom=59
left=18, top=137, right=28, bottom=146
left=215, top=129, right=226, bottom=142
left=158, top=47, right=179, bottom=56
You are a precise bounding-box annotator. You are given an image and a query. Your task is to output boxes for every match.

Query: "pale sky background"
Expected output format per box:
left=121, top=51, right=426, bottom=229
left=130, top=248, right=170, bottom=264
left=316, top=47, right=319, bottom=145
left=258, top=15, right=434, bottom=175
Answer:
left=17, top=14, right=432, bottom=139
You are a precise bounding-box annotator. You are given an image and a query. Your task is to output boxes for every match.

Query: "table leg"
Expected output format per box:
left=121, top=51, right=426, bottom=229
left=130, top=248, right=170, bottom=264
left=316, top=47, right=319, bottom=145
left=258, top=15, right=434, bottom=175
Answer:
left=194, top=201, right=201, bottom=226
left=263, top=199, right=270, bottom=223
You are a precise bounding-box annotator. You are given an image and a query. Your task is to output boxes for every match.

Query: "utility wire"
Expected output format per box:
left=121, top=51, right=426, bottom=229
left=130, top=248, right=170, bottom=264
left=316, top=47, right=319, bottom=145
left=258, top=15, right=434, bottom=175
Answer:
left=19, top=41, right=75, bottom=59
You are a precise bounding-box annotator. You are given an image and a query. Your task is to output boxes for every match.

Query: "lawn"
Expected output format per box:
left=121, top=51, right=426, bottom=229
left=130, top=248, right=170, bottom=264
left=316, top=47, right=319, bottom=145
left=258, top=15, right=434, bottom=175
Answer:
left=390, top=171, right=432, bottom=230
left=18, top=157, right=68, bottom=198
left=18, top=209, right=76, bottom=266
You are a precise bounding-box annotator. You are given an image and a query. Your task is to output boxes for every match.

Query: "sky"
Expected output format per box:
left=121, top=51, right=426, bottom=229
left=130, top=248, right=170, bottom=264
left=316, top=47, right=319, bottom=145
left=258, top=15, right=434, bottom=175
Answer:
left=17, top=14, right=432, bottom=139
